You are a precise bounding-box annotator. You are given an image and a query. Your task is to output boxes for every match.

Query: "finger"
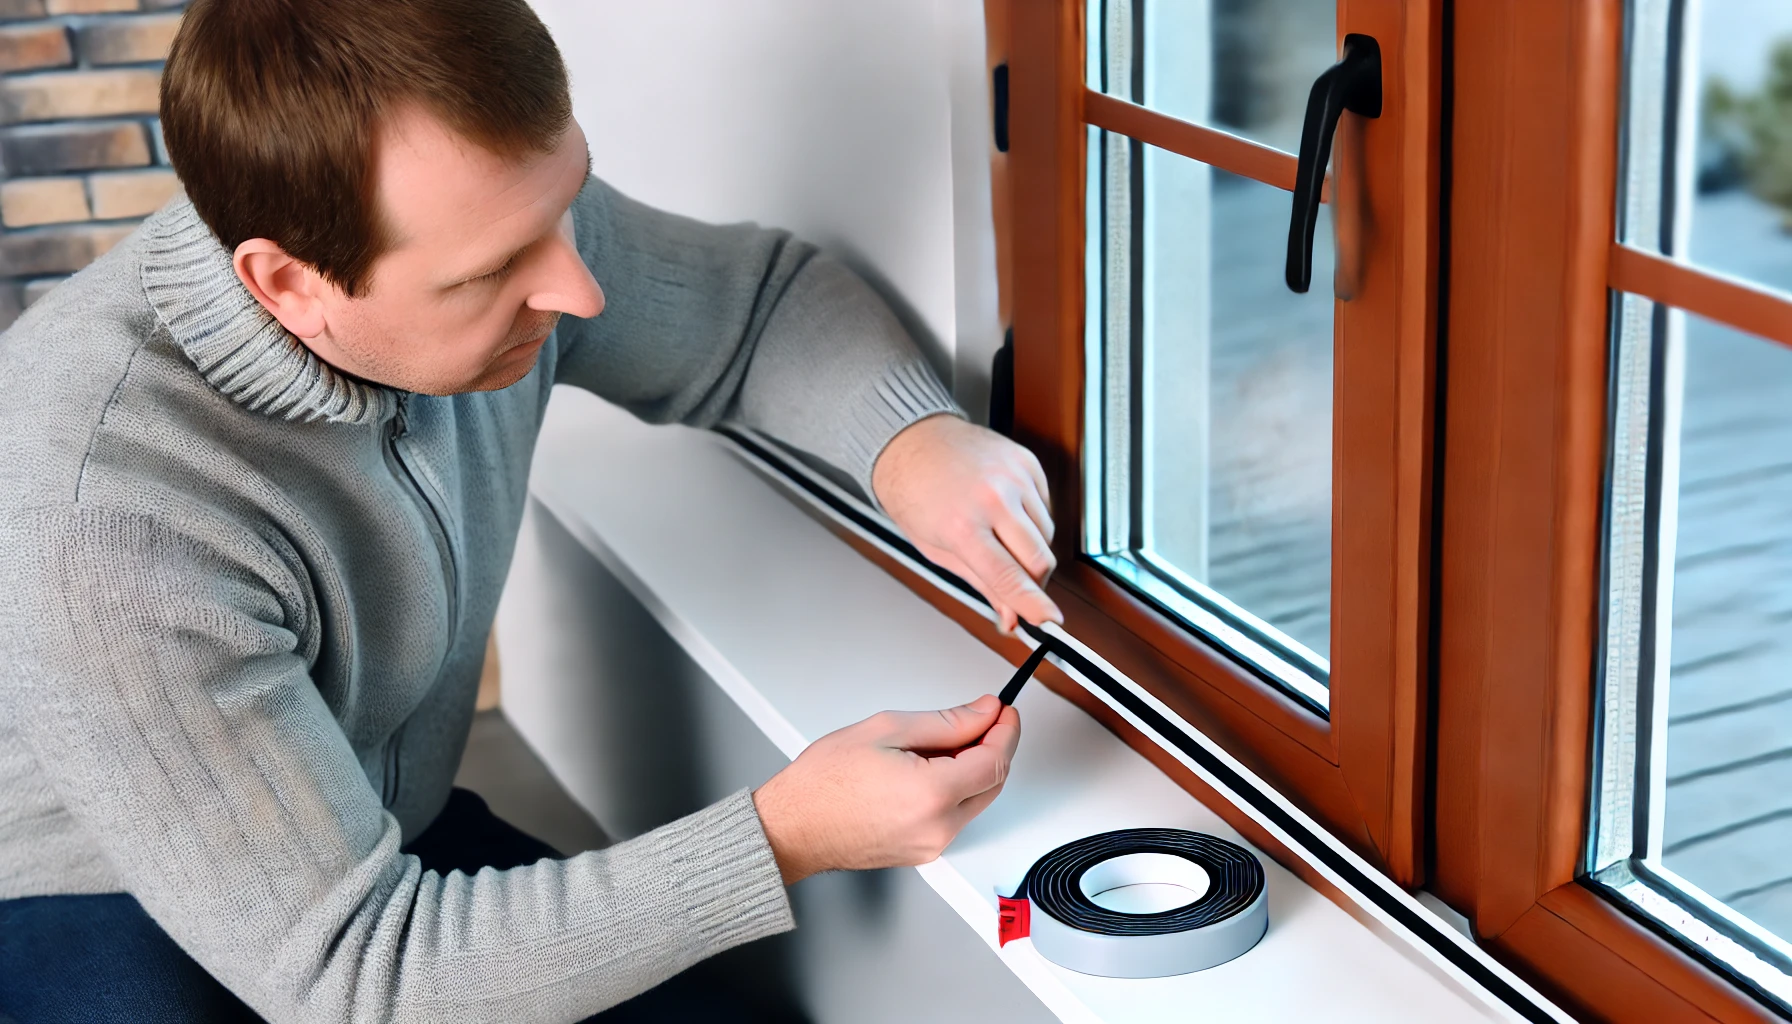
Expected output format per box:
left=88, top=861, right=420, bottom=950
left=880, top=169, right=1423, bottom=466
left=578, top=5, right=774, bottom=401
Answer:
left=881, top=695, right=1003, bottom=751
left=1021, top=448, right=1050, bottom=509
left=928, top=742, right=1008, bottom=801
left=965, top=530, right=1062, bottom=626
left=979, top=705, right=1022, bottom=760
left=1001, top=450, right=1054, bottom=544
left=919, top=539, right=1023, bottom=633
left=991, top=500, right=1056, bottom=584
left=996, top=601, right=1017, bottom=634
left=928, top=706, right=1021, bottom=801
left=1018, top=483, right=1056, bottom=548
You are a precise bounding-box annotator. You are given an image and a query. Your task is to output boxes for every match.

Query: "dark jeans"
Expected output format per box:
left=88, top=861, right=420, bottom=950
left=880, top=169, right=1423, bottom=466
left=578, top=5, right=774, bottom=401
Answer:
left=0, top=788, right=744, bottom=1023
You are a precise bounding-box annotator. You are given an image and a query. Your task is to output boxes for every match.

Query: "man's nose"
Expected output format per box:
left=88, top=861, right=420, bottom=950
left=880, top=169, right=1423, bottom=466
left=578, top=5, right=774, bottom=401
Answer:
left=527, top=231, right=604, bottom=319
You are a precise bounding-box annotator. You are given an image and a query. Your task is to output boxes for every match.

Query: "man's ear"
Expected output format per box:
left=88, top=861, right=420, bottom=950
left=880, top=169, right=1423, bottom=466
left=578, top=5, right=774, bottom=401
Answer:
left=233, top=239, right=329, bottom=339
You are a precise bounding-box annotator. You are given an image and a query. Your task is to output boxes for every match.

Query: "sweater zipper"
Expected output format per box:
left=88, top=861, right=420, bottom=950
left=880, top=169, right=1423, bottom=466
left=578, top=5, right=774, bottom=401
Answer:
left=386, top=394, right=460, bottom=646
left=382, top=394, right=459, bottom=801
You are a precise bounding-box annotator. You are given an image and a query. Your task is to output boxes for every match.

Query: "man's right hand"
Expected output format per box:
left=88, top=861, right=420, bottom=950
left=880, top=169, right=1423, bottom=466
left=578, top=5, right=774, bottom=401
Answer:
left=751, top=695, right=1021, bottom=884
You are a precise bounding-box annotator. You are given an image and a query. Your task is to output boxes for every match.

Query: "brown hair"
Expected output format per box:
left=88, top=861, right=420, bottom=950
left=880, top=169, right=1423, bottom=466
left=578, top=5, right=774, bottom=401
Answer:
left=161, top=0, right=572, bottom=296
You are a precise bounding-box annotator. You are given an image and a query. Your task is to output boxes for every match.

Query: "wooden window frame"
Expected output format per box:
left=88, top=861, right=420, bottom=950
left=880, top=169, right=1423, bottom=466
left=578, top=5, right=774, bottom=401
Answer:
left=1436, top=1, right=1792, bottom=1020
left=998, top=0, right=1792, bottom=1019
left=1005, top=0, right=1443, bottom=887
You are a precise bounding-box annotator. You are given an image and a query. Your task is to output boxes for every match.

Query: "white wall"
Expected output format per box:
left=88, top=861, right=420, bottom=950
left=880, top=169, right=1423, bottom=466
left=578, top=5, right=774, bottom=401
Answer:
left=529, top=0, right=1003, bottom=420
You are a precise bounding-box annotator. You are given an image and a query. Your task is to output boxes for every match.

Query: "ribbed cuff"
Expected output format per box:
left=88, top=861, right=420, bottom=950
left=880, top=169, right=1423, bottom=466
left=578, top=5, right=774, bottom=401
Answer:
left=645, top=788, right=794, bottom=959
left=843, top=360, right=964, bottom=507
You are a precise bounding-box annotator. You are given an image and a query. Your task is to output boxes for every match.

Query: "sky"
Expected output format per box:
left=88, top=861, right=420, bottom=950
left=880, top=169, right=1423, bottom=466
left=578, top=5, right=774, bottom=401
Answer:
left=1699, top=0, right=1792, bottom=93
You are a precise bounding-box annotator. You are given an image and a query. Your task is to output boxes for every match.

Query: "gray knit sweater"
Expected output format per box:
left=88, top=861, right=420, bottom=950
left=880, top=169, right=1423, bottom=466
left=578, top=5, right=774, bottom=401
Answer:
left=0, top=180, right=958, bottom=1022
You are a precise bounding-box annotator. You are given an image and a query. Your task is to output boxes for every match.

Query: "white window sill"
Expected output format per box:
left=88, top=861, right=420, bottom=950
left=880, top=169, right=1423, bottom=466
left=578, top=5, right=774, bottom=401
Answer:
left=506, top=386, right=1560, bottom=1024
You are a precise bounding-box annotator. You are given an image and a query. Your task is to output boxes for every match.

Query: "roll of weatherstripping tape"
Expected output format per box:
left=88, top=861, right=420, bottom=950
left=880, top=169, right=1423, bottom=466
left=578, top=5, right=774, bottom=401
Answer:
left=998, top=828, right=1268, bottom=978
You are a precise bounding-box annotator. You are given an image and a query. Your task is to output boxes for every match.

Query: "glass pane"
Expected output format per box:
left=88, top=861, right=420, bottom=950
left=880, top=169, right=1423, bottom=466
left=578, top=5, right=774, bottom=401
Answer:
left=1191, top=171, right=1334, bottom=657
left=1635, top=1, right=1792, bottom=296
left=1093, top=0, right=1337, bottom=155
left=1691, top=3, right=1792, bottom=294
left=1083, top=0, right=1335, bottom=709
left=1593, top=293, right=1792, bottom=1007
left=1660, top=308, right=1792, bottom=941
left=1596, top=5, right=1792, bottom=1001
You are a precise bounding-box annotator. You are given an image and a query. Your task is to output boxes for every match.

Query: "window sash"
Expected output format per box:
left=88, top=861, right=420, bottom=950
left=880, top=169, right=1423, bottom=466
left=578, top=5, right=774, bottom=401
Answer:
left=1007, top=0, right=1440, bottom=887
left=1435, top=0, right=1792, bottom=1018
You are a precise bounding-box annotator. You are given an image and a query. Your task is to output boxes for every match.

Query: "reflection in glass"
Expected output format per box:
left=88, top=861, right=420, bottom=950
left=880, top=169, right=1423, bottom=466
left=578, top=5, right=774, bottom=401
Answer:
left=1085, top=157, right=1335, bottom=702
left=1592, top=3, right=1792, bottom=999
left=1684, top=0, right=1792, bottom=294
left=1194, top=172, right=1334, bottom=658
left=1209, top=0, right=1337, bottom=152
left=1660, top=307, right=1792, bottom=946
left=1594, top=291, right=1792, bottom=1007
left=1096, top=0, right=1338, bottom=154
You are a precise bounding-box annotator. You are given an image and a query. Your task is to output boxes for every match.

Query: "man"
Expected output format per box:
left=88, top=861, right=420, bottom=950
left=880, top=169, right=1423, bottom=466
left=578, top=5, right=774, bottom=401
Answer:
left=0, top=0, right=1062, bottom=1021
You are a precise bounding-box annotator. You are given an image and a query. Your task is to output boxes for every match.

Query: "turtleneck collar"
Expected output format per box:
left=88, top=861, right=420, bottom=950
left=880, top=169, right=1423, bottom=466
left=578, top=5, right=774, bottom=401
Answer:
left=138, top=197, right=398, bottom=427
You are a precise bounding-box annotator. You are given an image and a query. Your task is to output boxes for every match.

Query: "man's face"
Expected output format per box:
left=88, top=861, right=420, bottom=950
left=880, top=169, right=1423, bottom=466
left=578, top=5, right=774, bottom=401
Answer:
left=300, top=107, right=602, bottom=395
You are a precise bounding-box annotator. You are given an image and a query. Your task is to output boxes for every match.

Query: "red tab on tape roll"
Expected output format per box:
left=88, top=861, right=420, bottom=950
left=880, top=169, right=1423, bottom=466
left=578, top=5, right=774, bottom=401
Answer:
left=997, top=896, right=1031, bottom=946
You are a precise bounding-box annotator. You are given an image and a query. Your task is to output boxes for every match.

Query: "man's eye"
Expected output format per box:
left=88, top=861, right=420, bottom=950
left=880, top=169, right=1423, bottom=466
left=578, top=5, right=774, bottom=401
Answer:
left=469, top=256, right=520, bottom=286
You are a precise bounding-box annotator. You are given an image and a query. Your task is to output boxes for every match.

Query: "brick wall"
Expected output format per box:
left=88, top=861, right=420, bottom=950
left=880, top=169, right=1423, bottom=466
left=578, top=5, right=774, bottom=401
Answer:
left=0, top=0, right=184, bottom=330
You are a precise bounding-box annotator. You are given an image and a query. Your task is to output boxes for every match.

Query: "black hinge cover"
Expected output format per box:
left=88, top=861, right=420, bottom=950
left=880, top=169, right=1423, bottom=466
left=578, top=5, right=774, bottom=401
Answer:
left=990, top=327, right=1015, bottom=436
left=992, top=63, right=1010, bottom=153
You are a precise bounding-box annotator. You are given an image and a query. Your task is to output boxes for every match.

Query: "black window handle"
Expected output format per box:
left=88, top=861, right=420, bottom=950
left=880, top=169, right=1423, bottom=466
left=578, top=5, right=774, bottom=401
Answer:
left=1286, top=34, right=1382, bottom=294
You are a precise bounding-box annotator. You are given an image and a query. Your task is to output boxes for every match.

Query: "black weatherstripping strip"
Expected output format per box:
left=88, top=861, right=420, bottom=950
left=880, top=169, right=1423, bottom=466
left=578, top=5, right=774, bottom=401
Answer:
left=999, top=643, right=1050, bottom=705
left=716, top=426, right=1554, bottom=1022
left=1015, top=828, right=1265, bottom=934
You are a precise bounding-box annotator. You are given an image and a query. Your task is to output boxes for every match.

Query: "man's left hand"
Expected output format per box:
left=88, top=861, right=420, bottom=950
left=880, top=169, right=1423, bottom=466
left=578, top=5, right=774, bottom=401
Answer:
left=872, top=414, right=1063, bottom=632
